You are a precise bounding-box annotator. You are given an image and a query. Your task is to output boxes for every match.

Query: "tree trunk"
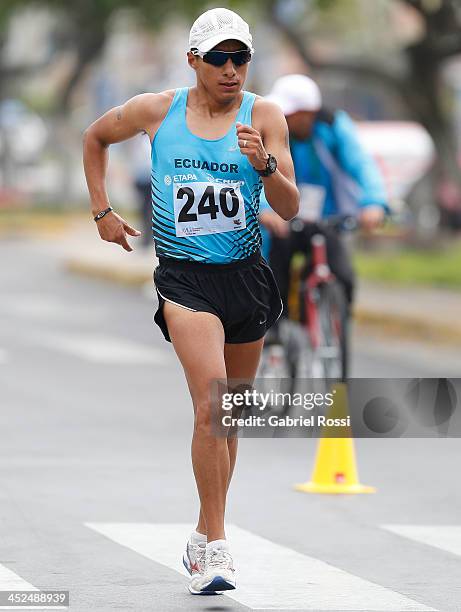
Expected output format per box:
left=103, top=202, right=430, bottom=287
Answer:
left=51, top=28, right=106, bottom=207
left=404, top=38, right=461, bottom=230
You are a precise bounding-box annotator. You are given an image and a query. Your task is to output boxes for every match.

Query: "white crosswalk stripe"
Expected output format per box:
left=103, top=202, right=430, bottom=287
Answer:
left=382, top=524, right=461, bottom=557
left=85, top=522, right=436, bottom=611
left=33, top=332, right=170, bottom=365
left=0, top=563, right=66, bottom=609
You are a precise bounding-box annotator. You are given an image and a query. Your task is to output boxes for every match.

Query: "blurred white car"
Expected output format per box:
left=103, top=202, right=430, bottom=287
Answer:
left=356, top=121, right=435, bottom=208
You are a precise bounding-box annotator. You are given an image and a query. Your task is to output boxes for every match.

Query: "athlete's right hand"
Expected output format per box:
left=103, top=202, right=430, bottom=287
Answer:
left=95, top=210, right=141, bottom=252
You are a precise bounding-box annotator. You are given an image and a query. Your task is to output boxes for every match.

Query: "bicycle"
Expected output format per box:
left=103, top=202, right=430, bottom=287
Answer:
left=258, top=215, right=357, bottom=402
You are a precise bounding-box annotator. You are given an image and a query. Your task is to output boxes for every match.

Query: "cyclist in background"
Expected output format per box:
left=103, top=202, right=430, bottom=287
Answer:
left=259, top=74, right=388, bottom=320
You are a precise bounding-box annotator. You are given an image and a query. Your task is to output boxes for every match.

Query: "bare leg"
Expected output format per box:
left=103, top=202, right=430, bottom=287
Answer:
left=196, top=338, right=264, bottom=537
left=164, top=302, right=229, bottom=542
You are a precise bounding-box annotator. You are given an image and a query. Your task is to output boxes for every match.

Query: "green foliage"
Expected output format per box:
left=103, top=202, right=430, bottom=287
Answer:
left=316, top=0, right=340, bottom=9
left=1, top=0, right=260, bottom=30
left=0, top=1, right=25, bottom=34
left=3, top=0, right=250, bottom=26
left=354, top=243, right=461, bottom=289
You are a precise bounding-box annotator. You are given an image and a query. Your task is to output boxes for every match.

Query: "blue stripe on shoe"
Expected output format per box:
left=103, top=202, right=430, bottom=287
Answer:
left=182, top=554, right=191, bottom=575
left=202, top=576, right=235, bottom=592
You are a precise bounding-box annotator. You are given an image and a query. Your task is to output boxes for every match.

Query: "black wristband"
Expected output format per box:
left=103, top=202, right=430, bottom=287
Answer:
left=93, top=206, right=113, bottom=222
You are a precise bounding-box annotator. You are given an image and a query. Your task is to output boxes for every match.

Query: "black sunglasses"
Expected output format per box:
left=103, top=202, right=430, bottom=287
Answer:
left=193, top=49, right=252, bottom=67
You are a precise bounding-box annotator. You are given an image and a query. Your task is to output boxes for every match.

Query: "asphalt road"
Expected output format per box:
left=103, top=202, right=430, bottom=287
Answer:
left=0, top=238, right=460, bottom=611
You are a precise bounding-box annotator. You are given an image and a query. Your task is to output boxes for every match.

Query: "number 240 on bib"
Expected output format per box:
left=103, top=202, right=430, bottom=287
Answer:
left=173, top=182, right=246, bottom=237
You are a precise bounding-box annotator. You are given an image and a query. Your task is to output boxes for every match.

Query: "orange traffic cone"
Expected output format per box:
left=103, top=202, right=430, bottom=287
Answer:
left=294, top=383, right=376, bottom=494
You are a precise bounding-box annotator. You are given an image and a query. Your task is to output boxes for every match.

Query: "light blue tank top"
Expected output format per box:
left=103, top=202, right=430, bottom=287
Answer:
left=151, top=87, right=262, bottom=263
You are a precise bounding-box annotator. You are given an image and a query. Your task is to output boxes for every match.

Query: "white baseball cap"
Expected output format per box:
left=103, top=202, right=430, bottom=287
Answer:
left=189, top=8, right=254, bottom=54
left=266, top=74, right=322, bottom=115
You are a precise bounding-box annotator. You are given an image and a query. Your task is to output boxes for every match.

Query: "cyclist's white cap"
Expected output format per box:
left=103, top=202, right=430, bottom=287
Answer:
left=189, top=8, right=254, bottom=54
left=266, top=74, right=322, bottom=115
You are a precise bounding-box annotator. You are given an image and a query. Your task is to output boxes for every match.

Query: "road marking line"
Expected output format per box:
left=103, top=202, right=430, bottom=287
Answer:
left=35, top=333, right=169, bottom=365
left=0, top=563, right=66, bottom=609
left=382, top=524, right=461, bottom=557
left=85, top=522, right=436, bottom=610
left=0, top=349, right=7, bottom=364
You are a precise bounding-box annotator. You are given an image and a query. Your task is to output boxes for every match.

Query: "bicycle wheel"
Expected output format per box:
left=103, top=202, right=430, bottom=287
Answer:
left=297, top=281, right=348, bottom=383
left=317, top=281, right=348, bottom=381
left=257, top=342, right=290, bottom=379
left=278, top=319, right=302, bottom=410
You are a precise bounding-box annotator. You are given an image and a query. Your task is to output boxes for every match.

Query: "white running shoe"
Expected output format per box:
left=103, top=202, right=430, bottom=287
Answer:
left=182, top=540, right=206, bottom=576
left=188, top=540, right=236, bottom=595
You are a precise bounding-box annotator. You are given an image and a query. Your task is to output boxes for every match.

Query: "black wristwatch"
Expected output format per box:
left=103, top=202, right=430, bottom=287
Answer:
left=254, top=154, right=277, bottom=177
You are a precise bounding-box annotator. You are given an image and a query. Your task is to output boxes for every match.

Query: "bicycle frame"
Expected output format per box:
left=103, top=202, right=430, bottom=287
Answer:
left=259, top=215, right=354, bottom=386
left=304, top=234, right=335, bottom=350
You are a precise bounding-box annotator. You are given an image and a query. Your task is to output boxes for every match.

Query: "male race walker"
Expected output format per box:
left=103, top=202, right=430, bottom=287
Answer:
left=83, top=7, right=299, bottom=596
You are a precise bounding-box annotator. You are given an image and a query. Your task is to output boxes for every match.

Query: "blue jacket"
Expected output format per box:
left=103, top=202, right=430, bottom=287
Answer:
left=259, top=108, right=388, bottom=258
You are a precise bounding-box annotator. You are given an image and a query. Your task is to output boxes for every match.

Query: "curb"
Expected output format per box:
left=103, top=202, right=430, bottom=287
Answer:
left=354, top=308, right=461, bottom=346
left=0, top=213, right=89, bottom=238
left=64, top=256, right=461, bottom=346
left=63, top=258, right=153, bottom=287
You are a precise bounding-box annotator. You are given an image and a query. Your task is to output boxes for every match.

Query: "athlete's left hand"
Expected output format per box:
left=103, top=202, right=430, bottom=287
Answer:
left=359, top=205, right=385, bottom=233
left=236, top=123, right=269, bottom=171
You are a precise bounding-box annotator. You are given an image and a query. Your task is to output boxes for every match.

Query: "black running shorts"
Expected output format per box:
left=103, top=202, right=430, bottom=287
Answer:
left=153, top=251, right=283, bottom=344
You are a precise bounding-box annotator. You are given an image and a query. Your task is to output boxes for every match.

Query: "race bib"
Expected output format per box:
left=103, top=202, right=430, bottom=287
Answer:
left=173, top=182, right=246, bottom=237
left=297, top=184, right=326, bottom=222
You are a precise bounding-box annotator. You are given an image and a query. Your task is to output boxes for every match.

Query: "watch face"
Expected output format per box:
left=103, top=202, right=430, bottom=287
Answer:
left=268, top=155, right=277, bottom=173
